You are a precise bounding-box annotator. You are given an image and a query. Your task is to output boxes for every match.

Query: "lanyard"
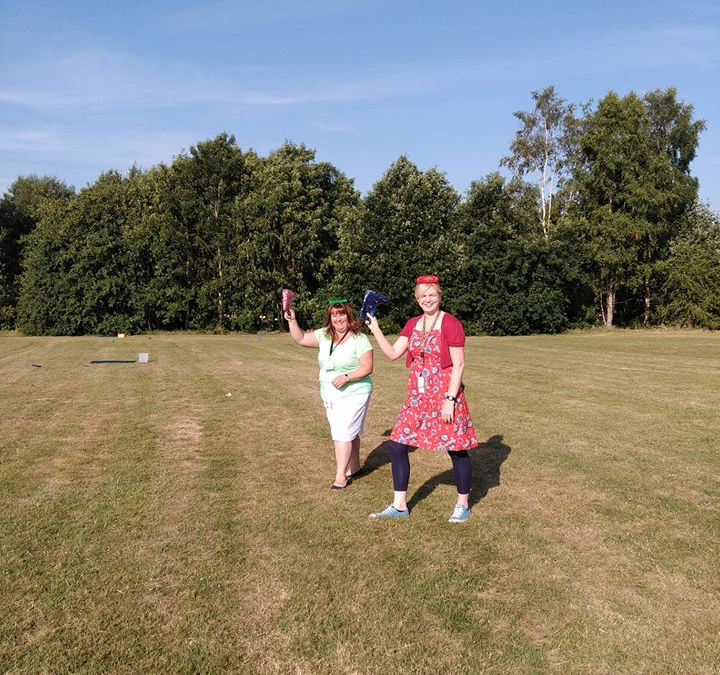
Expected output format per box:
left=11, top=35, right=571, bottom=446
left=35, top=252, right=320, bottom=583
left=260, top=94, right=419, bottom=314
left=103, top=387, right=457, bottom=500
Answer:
left=419, top=312, right=440, bottom=362
left=329, top=330, right=349, bottom=357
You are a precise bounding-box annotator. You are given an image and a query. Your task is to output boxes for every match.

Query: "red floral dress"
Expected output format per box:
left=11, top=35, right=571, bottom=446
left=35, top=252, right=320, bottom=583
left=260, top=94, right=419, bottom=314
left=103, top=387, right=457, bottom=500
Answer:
left=390, top=326, right=478, bottom=452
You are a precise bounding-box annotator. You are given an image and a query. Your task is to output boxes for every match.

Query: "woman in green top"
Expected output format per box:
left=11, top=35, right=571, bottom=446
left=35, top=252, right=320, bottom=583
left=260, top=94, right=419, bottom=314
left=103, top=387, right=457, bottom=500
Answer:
left=285, top=300, right=374, bottom=489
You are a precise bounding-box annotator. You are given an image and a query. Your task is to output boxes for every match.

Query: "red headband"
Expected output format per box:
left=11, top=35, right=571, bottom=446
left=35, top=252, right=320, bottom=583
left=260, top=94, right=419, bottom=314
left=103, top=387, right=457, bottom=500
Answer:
left=416, top=275, right=439, bottom=284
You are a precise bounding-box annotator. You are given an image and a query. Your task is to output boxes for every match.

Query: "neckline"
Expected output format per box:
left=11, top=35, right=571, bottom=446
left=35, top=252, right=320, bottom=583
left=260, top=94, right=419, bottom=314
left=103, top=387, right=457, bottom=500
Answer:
left=332, top=329, right=349, bottom=343
left=418, top=311, right=443, bottom=329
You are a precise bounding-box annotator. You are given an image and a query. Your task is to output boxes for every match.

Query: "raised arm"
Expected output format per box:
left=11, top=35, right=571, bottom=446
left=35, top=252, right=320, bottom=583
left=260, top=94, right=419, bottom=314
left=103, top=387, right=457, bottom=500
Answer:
left=365, top=315, right=408, bottom=361
left=284, top=308, right=319, bottom=348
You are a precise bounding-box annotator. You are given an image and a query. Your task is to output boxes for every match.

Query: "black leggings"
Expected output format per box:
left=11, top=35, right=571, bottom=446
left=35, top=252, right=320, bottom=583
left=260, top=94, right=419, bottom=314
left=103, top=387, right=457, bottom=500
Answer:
left=387, top=440, right=472, bottom=494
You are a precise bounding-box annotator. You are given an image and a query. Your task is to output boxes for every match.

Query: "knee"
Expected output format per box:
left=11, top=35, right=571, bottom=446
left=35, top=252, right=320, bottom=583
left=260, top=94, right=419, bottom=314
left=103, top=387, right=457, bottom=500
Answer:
left=387, top=440, right=409, bottom=458
left=448, top=450, right=470, bottom=459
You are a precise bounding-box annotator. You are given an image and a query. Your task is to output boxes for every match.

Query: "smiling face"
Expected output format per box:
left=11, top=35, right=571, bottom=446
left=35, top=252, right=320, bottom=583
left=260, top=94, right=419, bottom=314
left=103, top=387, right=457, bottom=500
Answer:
left=329, top=307, right=349, bottom=333
left=415, top=284, right=442, bottom=316
left=324, top=302, right=360, bottom=338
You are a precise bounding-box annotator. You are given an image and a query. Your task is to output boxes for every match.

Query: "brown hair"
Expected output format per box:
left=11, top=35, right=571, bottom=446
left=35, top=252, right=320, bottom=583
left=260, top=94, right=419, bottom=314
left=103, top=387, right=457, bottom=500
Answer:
left=323, top=302, right=361, bottom=339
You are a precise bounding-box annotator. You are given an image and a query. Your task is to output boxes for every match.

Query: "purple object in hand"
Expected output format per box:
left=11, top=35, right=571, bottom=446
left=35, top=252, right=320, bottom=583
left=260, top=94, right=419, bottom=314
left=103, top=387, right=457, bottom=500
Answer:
left=282, top=289, right=297, bottom=313
left=360, top=290, right=389, bottom=320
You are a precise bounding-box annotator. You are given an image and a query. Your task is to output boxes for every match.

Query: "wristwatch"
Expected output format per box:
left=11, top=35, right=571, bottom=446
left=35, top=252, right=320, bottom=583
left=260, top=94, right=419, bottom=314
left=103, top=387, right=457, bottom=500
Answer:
left=443, top=392, right=459, bottom=404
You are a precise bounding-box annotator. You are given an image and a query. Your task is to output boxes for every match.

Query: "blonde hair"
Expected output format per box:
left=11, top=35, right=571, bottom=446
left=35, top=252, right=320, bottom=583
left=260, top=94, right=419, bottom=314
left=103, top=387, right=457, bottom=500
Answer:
left=414, top=282, right=442, bottom=300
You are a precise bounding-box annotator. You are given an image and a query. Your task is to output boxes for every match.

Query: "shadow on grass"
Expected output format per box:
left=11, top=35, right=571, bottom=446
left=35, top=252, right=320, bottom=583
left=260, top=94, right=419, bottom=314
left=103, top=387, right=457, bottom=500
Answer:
left=410, top=434, right=511, bottom=510
left=360, top=433, right=511, bottom=510
left=359, top=430, right=416, bottom=479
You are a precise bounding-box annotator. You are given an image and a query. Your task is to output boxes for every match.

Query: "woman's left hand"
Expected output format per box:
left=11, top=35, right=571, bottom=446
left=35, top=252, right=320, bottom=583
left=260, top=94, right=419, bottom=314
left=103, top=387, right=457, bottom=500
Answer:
left=332, top=375, right=349, bottom=389
left=441, top=399, right=455, bottom=424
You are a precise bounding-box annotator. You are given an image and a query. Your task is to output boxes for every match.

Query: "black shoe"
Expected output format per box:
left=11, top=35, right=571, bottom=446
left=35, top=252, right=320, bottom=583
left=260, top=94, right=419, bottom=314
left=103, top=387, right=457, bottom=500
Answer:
left=330, top=477, right=352, bottom=491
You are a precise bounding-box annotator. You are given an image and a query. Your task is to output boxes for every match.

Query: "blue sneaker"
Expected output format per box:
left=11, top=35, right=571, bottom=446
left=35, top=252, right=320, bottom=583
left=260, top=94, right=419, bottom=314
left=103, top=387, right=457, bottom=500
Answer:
left=369, top=505, right=409, bottom=519
left=448, top=504, right=471, bottom=523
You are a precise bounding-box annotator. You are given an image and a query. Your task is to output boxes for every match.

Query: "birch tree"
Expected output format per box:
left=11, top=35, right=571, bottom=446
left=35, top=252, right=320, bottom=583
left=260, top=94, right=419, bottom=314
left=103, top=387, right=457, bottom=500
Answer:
left=501, top=86, right=578, bottom=240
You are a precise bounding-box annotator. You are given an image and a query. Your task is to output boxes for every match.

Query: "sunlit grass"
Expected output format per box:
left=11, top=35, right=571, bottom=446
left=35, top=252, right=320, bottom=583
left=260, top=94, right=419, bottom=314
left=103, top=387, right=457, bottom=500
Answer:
left=1, top=329, right=718, bottom=674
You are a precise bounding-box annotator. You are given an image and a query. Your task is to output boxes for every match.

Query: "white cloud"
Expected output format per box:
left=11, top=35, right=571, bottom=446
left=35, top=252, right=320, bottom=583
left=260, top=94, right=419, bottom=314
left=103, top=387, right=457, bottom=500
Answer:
left=3, top=17, right=716, bottom=119
left=0, top=127, right=197, bottom=167
left=0, top=45, right=440, bottom=116
left=311, top=122, right=357, bottom=133
left=164, top=0, right=358, bottom=32
left=0, top=130, right=65, bottom=153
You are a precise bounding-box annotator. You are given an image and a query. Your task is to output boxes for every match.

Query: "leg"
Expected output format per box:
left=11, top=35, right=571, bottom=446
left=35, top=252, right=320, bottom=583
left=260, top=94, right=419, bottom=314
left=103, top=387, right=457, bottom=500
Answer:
left=333, top=440, right=353, bottom=487
left=388, top=440, right=410, bottom=510
left=346, top=436, right=361, bottom=476
left=449, top=450, right=472, bottom=508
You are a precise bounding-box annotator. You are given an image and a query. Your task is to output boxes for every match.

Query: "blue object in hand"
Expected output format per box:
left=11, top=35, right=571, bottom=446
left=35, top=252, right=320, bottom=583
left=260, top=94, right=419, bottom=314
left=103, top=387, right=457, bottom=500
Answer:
left=361, top=290, right=389, bottom=320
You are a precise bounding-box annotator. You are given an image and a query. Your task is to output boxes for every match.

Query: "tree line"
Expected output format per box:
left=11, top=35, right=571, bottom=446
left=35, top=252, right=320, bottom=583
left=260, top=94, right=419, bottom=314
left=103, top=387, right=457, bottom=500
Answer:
left=1, top=86, right=718, bottom=336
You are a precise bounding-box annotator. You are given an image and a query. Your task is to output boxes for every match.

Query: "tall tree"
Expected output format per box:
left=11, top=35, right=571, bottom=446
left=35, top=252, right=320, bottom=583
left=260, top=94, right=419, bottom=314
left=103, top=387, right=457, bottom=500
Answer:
left=18, top=170, right=152, bottom=335
left=657, top=201, right=720, bottom=329
left=501, top=86, right=578, bottom=240
left=334, top=156, right=459, bottom=331
left=232, top=142, right=357, bottom=330
left=446, top=173, right=570, bottom=335
left=0, top=175, right=74, bottom=328
left=637, top=88, right=705, bottom=324
left=572, top=92, right=679, bottom=327
left=158, top=133, right=255, bottom=330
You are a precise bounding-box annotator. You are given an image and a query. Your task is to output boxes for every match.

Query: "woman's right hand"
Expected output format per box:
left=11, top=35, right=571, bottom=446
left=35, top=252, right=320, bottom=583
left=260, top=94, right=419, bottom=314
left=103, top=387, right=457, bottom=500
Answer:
left=365, top=314, right=380, bottom=333
left=284, top=308, right=296, bottom=322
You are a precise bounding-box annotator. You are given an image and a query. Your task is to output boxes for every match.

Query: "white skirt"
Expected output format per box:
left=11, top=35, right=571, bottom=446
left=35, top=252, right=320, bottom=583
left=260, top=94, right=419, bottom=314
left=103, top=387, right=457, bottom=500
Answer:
left=323, top=393, right=372, bottom=442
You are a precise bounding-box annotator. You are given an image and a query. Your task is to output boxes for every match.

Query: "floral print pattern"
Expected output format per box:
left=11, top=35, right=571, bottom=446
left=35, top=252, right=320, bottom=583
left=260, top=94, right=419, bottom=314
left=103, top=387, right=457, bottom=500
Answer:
left=390, top=328, right=478, bottom=452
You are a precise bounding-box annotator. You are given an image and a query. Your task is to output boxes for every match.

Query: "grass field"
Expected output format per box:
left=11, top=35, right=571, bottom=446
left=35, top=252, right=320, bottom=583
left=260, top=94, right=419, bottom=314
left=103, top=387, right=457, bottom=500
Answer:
left=1, top=329, right=719, bottom=675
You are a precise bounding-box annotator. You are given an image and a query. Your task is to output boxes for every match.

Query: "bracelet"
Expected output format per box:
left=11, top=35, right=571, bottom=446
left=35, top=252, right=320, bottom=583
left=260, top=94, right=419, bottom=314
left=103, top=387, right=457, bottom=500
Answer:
left=443, top=392, right=459, bottom=404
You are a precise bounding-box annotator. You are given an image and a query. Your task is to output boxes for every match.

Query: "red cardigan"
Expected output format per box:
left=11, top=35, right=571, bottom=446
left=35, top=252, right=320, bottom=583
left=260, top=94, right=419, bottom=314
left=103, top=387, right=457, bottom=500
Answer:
left=400, top=312, right=466, bottom=370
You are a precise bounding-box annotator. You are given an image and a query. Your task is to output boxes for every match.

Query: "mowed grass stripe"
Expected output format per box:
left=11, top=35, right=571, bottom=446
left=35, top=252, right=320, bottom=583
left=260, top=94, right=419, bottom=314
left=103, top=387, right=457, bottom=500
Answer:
left=210, top=337, right=506, bottom=674
left=459, top=333, right=720, bottom=675
left=1, top=331, right=718, bottom=675
left=1, top=337, right=168, bottom=674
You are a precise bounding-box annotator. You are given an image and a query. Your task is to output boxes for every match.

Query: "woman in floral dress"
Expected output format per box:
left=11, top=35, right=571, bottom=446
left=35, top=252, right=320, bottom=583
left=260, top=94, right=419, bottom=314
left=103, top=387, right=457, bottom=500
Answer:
left=366, top=275, right=477, bottom=522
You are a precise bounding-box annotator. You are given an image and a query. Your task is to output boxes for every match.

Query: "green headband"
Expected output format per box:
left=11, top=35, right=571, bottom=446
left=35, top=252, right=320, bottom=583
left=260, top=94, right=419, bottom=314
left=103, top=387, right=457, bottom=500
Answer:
left=328, top=299, right=349, bottom=305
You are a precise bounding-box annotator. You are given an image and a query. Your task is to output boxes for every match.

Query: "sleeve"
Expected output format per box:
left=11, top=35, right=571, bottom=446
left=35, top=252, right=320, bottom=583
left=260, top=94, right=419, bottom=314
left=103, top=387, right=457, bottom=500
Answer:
left=445, top=315, right=466, bottom=348
left=314, top=328, right=325, bottom=344
left=399, top=317, right=417, bottom=338
left=355, top=333, right=373, bottom=357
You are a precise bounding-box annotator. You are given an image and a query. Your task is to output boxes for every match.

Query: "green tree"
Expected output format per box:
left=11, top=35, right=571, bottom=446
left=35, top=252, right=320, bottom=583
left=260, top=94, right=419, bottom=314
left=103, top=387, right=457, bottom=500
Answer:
left=572, top=92, right=679, bottom=326
left=656, top=202, right=720, bottom=328
left=637, top=88, right=705, bottom=323
left=158, top=133, right=256, bottom=330
left=18, top=170, right=153, bottom=335
left=500, top=86, right=579, bottom=240
left=232, top=142, right=357, bottom=330
left=446, top=173, right=571, bottom=335
left=334, top=156, right=459, bottom=331
left=0, top=175, right=74, bottom=328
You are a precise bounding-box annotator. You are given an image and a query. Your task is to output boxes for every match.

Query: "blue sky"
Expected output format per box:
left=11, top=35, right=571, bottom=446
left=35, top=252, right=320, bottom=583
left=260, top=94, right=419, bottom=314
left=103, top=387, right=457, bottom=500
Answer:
left=2, top=0, right=719, bottom=211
